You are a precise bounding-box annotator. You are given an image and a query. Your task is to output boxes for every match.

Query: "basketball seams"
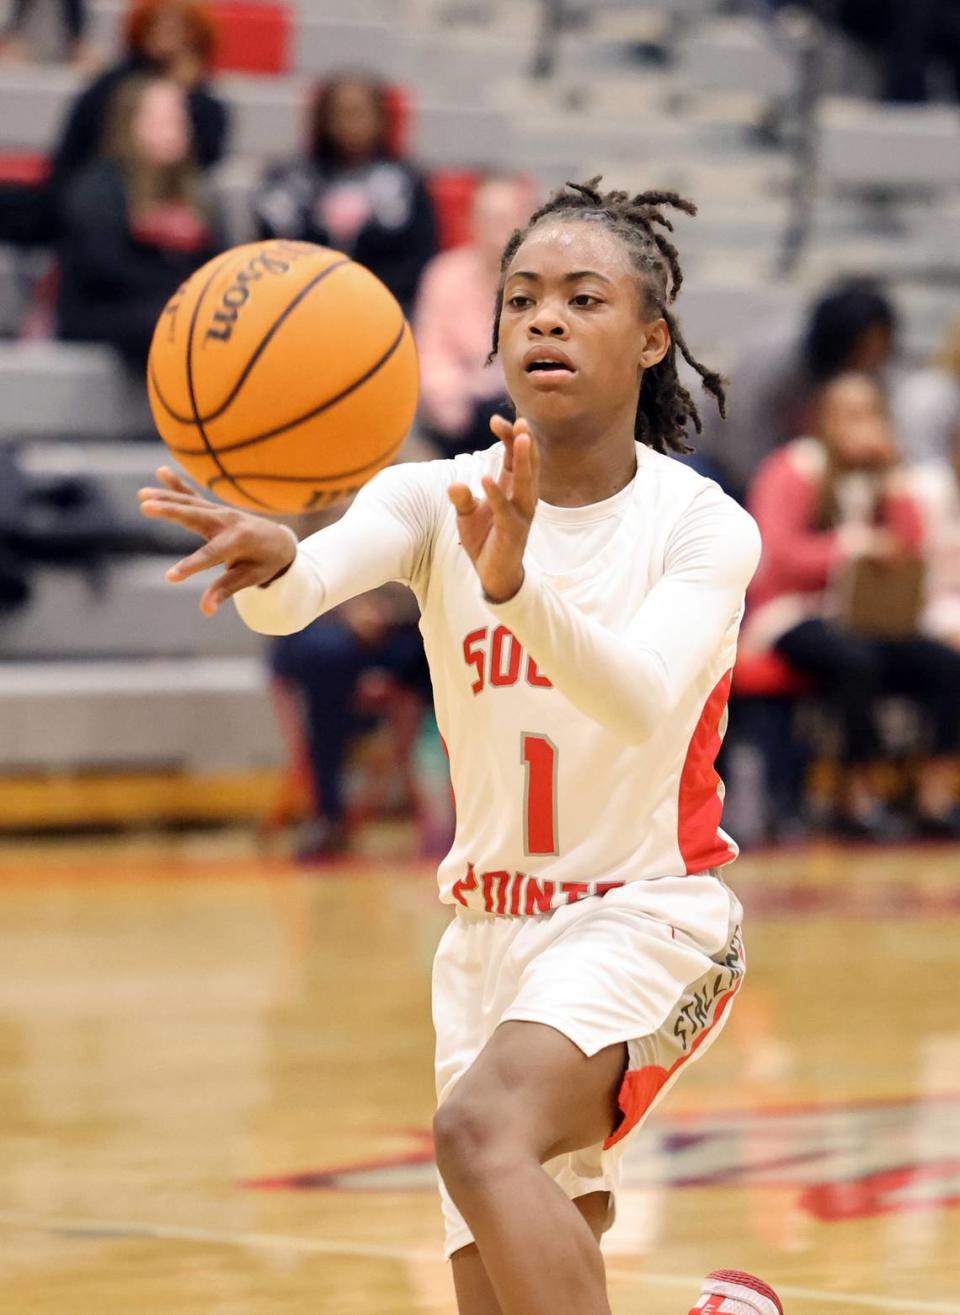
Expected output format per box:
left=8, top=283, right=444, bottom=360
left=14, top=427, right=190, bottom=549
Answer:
left=149, top=241, right=419, bottom=514
left=207, top=426, right=408, bottom=489
left=164, top=319, right=411, bottom=458
left=150, top=254, right=352, bottom=426
left=184, top=253, right=272, bottom=509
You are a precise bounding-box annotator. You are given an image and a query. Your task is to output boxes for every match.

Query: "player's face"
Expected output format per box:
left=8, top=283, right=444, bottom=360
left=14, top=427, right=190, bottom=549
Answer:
left=498, top=221, right=668, bottom=433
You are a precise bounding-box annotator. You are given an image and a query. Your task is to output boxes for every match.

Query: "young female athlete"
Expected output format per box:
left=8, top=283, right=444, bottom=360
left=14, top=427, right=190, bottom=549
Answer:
left=140, top=180, right=782, bottom=1315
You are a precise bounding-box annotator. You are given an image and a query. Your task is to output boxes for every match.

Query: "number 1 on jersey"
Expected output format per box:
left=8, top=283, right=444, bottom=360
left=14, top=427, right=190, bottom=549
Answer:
left=521, top=733, right=558, bottom=856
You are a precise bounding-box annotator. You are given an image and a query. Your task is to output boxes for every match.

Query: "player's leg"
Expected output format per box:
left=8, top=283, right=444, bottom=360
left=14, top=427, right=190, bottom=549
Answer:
left=449, top=1194, right=610, bottom=1315
left=434, top=1020, right=626, bottom=1315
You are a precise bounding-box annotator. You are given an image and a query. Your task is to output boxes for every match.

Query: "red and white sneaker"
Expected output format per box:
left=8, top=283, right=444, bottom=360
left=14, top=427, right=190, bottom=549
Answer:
left=689, top=1270, right=783, bottom=1315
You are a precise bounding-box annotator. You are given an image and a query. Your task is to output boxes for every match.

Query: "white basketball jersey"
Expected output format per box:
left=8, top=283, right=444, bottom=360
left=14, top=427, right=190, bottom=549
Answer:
left=235, top=442, right=761, bottom=916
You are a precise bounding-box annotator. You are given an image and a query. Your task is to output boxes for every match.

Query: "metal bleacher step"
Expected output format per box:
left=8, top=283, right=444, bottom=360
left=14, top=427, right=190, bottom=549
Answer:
left=0, top=342, right=154, bottom=442
left=0, top=656, right=283, bottom=772
left=19, top=440, right=169, bottom=523
left=819, top=98, right=960, bottom=192
left=678, top=16, right=797, bottom=99
left=0, top=559, right=265, bottom=660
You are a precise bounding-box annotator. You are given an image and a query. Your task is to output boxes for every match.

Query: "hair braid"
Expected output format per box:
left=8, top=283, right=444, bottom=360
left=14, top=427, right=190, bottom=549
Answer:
left=488, top=177, right=725, bottom=455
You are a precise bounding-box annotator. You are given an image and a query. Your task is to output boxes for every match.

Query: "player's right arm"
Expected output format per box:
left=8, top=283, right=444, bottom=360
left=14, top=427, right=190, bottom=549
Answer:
left=139, top=461, right=437, bottom=632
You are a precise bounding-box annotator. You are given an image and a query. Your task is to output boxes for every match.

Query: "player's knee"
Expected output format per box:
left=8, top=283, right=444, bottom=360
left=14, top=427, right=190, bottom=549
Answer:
left=433, top=1094, right=517, bottom=1193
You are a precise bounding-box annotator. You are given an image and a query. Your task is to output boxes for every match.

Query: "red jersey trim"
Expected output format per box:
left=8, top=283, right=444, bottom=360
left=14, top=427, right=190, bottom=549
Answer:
left=677, top=669, right=736, bottom=874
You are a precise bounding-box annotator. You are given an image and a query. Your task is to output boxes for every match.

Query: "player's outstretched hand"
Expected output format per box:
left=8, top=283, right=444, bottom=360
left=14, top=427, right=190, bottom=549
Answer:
left=447, top=415, right=539, bottom=604
left=138, top=467, right=298, bottom=616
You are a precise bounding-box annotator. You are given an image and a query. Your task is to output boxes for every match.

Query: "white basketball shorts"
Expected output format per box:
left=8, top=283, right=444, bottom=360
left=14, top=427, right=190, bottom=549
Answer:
left=432, top=872, right=745, bottom=1259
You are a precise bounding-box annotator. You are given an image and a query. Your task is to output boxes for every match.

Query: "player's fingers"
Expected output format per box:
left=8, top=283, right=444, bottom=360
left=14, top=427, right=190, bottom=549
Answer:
left=166, top=532, right=233, bottom=582
left=157, top=466, right=200, bottom=497
left=489, top=413, right=513, bottom=445
left=511, top=432, right=537, bottom=517
left=138, top=478, right=215, bottom=502
left=140, top=499, right=227, bottom=536
left=138, top=491, right=218, bottom=523
left=448, top=483, right=479, bottom=516
left=490, top=414, right=515, bottom=472
left=527, top=423, right=540, bottom=479
left=199, top=563, right=263, bottom=616
left=481, top=474, right=512, bottom=520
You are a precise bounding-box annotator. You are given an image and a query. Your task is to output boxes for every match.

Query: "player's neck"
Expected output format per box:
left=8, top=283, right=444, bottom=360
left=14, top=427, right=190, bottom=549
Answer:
left=531, top=419, right=638, bottom=509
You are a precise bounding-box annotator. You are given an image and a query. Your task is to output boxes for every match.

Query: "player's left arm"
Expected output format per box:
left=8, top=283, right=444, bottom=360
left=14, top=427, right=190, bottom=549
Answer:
left=452, top=427, right=762, bottom=743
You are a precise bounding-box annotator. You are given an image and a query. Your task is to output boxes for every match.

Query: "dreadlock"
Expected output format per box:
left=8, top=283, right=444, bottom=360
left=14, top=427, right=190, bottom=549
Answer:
left=489, top=177, right=726, bottom=455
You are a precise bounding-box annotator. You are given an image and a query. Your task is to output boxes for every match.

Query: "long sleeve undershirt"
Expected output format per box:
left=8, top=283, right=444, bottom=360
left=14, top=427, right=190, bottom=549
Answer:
left=487, top=493, right=761, bottom=742
left=235, top=460, right=761, bottom=745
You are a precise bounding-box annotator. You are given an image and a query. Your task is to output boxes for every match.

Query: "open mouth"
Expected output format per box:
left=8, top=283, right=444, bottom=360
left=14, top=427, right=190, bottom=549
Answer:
left=525, top=359, right=575, bottom=375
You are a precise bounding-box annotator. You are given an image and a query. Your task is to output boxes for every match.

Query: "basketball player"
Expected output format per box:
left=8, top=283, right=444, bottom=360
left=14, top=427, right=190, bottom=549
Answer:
left=140, top=180, right=781, bottom=1315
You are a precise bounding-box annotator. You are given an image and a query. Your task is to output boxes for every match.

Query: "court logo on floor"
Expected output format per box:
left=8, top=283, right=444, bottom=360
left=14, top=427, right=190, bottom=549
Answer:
left=244, top=1094, right=960, bottom=1222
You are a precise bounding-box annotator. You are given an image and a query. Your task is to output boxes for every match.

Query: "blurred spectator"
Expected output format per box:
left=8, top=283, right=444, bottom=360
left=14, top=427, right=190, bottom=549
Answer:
left=415, top=174, right=534, bottom=457
left=0, top=0, right=92, bottom=65
left=767, top=1, right=960, bottom=102
left=57, top=75, right=222, bottom=369
left=272, top=586, right=431, bottom=862
left=255, top=74, right=437, bottom=316
left=695, top=280, right=897, bottom=502
left=832, top=0, right=960, bottom=103
left=0, top=0, right=226, bottom=250
left=746, top=373, right=960, bottom=838
left=909, top=423, right=960, bottom=650
left=50, top=0, right=227, bottom=197
left=892, top=319, right=960, bottom=464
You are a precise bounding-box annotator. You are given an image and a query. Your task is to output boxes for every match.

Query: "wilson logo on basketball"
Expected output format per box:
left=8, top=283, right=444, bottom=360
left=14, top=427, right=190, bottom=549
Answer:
left=205, top=244, right=313, bottom=344
left=147, top=239, right=419, bottom=514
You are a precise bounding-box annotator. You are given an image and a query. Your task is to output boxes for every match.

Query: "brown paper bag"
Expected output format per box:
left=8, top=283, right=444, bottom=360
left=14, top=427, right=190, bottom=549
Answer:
left=834, top=555, right=926, bottom=638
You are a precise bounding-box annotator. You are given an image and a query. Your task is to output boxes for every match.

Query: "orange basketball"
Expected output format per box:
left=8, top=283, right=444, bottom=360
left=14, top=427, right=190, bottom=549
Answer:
left=147, top=240, right=419, bottom=513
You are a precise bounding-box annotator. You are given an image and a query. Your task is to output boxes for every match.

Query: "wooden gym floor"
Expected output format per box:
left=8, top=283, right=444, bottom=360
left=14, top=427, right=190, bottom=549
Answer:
left=1, top=834, right=958, bottom=1315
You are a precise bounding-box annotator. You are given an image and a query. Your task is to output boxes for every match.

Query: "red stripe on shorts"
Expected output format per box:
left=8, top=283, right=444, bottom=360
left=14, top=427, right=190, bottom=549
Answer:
left=603, top=977, right=741, bottom=1150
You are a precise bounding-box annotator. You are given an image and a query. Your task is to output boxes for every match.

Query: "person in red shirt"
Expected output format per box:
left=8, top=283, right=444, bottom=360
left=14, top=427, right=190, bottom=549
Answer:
left=415, top=174, right=536, bottom=457
left=746, top=372, right=960, bottom=837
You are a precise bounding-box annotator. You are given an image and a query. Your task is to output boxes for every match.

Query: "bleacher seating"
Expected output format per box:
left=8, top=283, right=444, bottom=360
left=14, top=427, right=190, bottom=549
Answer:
left=679, top=17, right=796, bottom=99
left=0, top=343, right=153, bottom=440
left=0, top=560, right=264, bottom=661
left=1, top=0, right=959, bottom=810
left=213, top=2, right=291, bottom=75
left=819, top=98, right=960, bottom=192
left=0, top=657, right=281, bottom=771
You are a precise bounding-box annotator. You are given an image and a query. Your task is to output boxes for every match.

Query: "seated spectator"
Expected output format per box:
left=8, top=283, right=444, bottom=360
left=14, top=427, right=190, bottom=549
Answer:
left=695, top=280, right=897, bottom=503
left=746, top=372, right=960, bottom=838
left=271, top=582, right=430, bottom=862
left=255, top=74, right=437, bottom=316
left=50, top=0, right=226, bottom=196
left=909, top=407, right=960, bottom=649
left=0, top=0, right=92, bottom=65
left=415, top=174, right=534, bottom=458
left=892, top=318, right=960, bottom=464
left=0, top=0, right=227, bottom=250
left=57, top=75, right=222, bottom=370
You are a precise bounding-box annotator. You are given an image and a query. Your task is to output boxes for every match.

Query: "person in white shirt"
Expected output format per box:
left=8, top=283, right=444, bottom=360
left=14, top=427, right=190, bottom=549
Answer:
left=139, top=179, right=774, bottom=1315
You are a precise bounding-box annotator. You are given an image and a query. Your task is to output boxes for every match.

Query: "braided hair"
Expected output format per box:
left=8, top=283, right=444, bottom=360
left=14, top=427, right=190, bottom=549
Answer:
left=489, top=177, right=725, bottom=455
